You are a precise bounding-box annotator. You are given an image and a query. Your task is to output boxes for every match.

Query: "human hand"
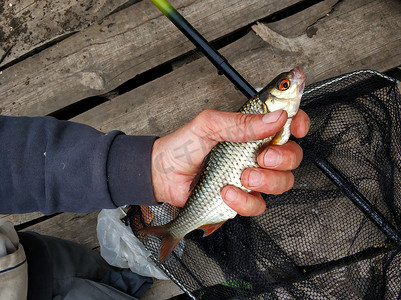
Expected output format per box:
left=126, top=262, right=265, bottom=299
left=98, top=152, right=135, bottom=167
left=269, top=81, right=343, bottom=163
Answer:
left=151, top=108, right=310, bottom=216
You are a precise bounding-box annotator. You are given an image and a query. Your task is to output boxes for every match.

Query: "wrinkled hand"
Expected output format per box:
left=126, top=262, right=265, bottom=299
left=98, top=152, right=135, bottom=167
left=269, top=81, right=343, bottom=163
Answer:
left=151, top=109, right=310, bottom=216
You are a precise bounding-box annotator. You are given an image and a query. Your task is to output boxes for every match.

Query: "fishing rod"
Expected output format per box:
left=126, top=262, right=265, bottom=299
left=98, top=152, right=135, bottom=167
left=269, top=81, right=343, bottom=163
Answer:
left=150, top=0, right=256, bottom=99
left=150, top=0, right=401, bottom=246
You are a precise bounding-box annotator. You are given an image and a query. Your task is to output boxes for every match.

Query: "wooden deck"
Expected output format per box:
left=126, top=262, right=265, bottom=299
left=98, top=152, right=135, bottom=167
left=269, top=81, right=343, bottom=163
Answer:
left=1, top=0, right=400, bottom=299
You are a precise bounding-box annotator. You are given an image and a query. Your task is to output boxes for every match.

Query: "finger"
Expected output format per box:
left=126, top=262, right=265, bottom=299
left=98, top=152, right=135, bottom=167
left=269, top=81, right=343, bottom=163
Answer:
left=194, top=109, right=288, bottom=150
left=257, top=140, right=303, bottom=171
left=290, top=109, right=310, bottom=138
left=241, top=168, right=294, bottom=195
left=221, top=186, right=266, bottom=216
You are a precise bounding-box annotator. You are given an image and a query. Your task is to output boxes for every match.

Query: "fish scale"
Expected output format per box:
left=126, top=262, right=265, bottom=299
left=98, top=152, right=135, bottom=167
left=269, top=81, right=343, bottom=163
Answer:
left=141, top=67, right=306, bottom=262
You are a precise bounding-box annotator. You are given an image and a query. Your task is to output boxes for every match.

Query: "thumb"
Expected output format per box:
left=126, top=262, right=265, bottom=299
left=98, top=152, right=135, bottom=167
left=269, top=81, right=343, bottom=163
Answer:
left=194, top=109, right=287, bottom=150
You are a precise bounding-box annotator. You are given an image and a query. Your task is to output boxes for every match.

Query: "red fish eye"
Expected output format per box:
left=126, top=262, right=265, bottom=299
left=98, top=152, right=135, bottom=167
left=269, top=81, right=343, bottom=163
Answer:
left=279, top=79, right=290, bottom=91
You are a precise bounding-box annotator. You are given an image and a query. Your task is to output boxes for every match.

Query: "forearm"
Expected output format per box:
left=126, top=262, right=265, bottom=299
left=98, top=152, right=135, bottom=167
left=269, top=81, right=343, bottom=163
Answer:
left=0, top=115, right=158, bottom=214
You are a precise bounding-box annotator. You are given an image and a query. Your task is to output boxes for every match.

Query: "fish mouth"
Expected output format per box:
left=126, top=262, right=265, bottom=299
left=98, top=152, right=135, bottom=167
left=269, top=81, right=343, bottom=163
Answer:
left=299, top=81, right=305, bottom=93
left=291, top=66, right=306, bottom=92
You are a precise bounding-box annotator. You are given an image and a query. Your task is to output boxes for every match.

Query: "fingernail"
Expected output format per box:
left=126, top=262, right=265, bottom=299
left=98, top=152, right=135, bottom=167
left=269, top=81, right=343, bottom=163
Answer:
left=262, top=110, right=283, bottom=124
left=248, top=170, right=262, bottom=187
left=264, top=148, right=281, bottom=167
left=224, top=187, right=238, bottom=203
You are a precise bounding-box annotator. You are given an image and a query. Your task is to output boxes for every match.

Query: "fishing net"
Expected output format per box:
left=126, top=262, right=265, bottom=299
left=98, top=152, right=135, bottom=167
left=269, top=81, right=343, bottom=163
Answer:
left=126, top=70, right=401, bottom=299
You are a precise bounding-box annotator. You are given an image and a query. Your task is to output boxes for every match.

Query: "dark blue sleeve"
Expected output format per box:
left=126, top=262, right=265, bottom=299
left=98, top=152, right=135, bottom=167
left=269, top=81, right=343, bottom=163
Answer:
left=0, top=115, right=158, bottom=214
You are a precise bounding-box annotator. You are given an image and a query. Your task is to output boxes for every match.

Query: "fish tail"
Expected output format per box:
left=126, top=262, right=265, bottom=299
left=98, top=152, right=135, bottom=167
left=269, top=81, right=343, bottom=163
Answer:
left=140, top=225, right=182, bottom=263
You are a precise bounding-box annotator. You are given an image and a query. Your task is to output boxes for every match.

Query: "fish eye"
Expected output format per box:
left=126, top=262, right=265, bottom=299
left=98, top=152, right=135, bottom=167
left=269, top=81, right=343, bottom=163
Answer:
left=277, top=79, right=290, bottom=91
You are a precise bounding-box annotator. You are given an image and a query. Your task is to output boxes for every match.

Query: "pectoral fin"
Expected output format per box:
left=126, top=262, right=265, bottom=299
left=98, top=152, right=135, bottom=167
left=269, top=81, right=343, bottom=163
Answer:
left=271, top=118, right=292, bottom=145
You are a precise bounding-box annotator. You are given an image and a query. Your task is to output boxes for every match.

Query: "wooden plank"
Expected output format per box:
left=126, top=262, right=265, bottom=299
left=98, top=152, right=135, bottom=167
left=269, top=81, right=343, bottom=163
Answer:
left=72, top=0, right=401, bottom=136
left=0, top=0, right=302, bottom=117
left=258, top=0, right=401, bottom=80
left=0, top=0, right=137, bottom=67
left=0, top=212, right=43, bottom=225
left=267, top=0, right=339, bottom=38
left=20, top=211, right=99, bottom=249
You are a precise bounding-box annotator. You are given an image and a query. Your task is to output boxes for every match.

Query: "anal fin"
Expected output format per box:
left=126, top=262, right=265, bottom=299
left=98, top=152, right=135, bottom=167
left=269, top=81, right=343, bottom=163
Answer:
left=199, top=221, right=226, bottom=237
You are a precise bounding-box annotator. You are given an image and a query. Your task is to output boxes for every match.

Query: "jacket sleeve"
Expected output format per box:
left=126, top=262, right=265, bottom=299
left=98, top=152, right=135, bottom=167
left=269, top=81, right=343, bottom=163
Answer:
left=0, top=115, right=159, bottom=214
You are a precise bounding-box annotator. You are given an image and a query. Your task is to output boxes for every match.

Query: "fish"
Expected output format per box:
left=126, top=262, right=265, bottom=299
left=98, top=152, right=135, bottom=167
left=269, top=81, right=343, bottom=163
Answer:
left=141, top=67, right=306, bottom=263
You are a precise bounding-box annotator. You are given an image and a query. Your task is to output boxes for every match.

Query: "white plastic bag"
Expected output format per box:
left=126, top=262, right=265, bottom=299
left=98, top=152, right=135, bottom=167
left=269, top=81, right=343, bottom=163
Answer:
left=96, top=208, right=169, bottom=280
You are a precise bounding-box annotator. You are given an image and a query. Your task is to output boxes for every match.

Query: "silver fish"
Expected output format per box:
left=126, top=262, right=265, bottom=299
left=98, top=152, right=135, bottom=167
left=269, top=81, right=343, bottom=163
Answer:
left=141, top=67, right=306, bottom=262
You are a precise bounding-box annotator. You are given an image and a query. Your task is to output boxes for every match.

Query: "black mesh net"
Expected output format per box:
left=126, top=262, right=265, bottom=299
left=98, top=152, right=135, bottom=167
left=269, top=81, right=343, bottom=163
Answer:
left=126, top=70, right=401, bottom=299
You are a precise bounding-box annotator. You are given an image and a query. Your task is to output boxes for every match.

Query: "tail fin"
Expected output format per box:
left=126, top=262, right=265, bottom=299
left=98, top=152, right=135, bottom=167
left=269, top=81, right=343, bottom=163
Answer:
left=140, top=225, right=182, bottom=263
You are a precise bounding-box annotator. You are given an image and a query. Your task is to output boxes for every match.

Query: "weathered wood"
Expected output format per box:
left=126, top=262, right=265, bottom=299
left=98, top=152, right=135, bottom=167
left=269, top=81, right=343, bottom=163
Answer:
left=0, top=212, right=43, bottom=225
left=0, top=0, right=138, bottom=67
left=0, top=0, right=301, bottom=117
left=268, top=0, right=339, bottom=38
left=20, top=211, right=99, bottom=249
left=72, top=0, right=401, bottom=136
